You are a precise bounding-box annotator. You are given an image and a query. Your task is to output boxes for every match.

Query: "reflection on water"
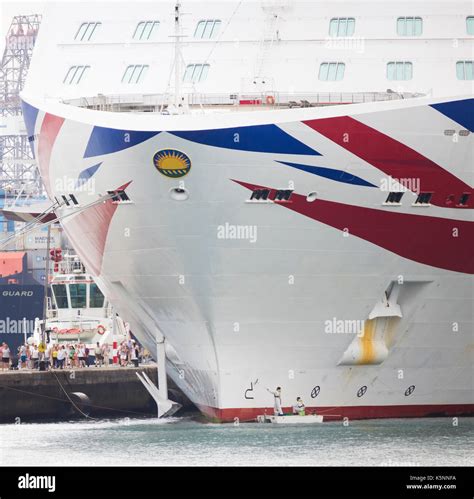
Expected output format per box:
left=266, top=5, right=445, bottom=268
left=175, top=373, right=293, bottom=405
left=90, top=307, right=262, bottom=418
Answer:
left=0, top=416, right=473, bottom=466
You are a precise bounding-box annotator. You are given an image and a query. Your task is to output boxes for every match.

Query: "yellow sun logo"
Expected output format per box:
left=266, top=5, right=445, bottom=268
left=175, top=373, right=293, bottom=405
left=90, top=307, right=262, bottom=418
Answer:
left=153, top=149, right=191, bottom=178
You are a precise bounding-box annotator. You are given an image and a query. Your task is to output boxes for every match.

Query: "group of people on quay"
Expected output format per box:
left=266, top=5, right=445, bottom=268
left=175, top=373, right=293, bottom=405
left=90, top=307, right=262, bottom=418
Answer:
left=0, top=339, right=150, bottom=371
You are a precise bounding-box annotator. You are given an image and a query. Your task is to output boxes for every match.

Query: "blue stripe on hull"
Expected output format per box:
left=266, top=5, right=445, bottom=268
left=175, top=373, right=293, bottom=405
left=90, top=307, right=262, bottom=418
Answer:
left=170, top=124, right=321, bottom=155
left=277, top=160, right=376, bottom=187
left=20, top=100, right=39, bottom=157
left=430, top=99, right=474, bottom=132
left=84, top=127, right=160, bottom=158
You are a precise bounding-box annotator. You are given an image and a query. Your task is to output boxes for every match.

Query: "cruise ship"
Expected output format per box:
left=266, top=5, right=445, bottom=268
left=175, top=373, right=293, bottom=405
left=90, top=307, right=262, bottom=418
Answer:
left=20, top=0, right=473, bottom=421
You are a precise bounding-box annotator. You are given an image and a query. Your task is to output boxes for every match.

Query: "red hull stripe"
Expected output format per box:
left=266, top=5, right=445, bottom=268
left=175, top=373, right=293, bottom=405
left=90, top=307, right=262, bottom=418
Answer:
left=303, top=116, right=473, bottom=208
left=62, top=182, right=131, bottom=275
left=64, top=200, right=118, bottom=276
left=37, top=113, right=65, bottom=198
left=233, top=180, right=474, bottom=274
left=197, top=403, right=474, bottom=422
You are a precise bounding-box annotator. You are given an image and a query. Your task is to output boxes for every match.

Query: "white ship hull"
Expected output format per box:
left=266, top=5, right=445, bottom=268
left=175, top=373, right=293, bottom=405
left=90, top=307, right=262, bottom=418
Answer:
left=21, top=94, right=474, bottom=421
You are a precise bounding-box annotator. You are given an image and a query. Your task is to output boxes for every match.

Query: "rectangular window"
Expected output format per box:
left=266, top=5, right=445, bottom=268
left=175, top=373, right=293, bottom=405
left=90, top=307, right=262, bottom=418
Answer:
left=89, top=283, right=105, bottom=308
left=133, top=21, right=160, bottom=40
left=250, top=189, right=271, bottom=201
left=194, top=20, right=221, bottom=39
left=397, top=17, right=422, bottom=36
left=69, top=284, right=87, bottom=309
left=74, top=22, right=101, bottom=41
left=456, top=61, right=474, bottom=80
left=385, top=192, right=404, bottom=204
left=319, top=62, right=345, bottom=81
left=329, top=18, right=355, bottom=37
left=121, top=64, right=149, bottom=84
left=183, top=64, right=210, bottom=83
left=63, top=65, right=90, bottom=85
left=467, top=16, right=474, bottom=34
left=52, top=284, right=69, bottom=309
left=414, top=192, right=433, bottom=205
left=387, top=61, right=413, bottom=80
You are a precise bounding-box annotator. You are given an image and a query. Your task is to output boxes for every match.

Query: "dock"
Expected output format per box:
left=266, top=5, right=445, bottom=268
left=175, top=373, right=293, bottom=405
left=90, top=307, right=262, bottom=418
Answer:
left=0, top=364, right=192, bottom=423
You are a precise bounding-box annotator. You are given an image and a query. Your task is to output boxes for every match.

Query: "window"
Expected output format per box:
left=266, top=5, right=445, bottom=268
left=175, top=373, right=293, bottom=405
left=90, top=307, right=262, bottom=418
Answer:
left=387, top=61, right=412, bottom=80
left=456, top=61, right=474, bottom=80
left=121, top=65, right=149, bottom=84
left=273, top=189, right=293, bottom=201
left=414, top=192, right=432, bottom=205
left=319, top=62, right=345, bottom=81
left=69, top=284, right=87, bottom=309
left=108, top=189, right=131, bottom=203
left=63, top=65, right=90, bottom=85
left=133, top=21, right=160, bottom=40
left=467, top=16, right=474, bottom=35
left=183, top=64, right=210, bottom=83
left=194, top=20, right=221, bottom=39
left=250, top=189, right=271, bottom=201
left=385, top=192, right=404, bottom=204
left=74, top=22, right=101, bottom=41
left=52, top=284, right=68, bottom=309
left=458, top=193, right=470, bottom=206
left=329, top=18, right=355, bottom=37
left=397, top=17, right=422, bottom=36
left=89, top=283, right=105, bottom=308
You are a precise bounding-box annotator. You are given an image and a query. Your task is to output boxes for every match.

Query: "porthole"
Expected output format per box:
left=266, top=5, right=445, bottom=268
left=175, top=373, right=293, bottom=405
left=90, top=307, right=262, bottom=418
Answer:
left=306, top=191, right=318, bottom=202
left=169, top=187, right=189, bottom=201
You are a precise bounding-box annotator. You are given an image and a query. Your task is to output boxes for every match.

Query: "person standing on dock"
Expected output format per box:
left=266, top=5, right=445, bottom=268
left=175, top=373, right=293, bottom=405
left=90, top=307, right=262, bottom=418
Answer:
left=1, top=342, right=11, bottom=371
left=30, top=344, right=39, bottom=370
left=18, top=344, right=27, bottom=370
left=94, top=343, right=103, bottom=367
left=57, top=345, right=66, bottom=369
left=52, top=345, right=58, bottom=369
left=102, top=343, right=110, bottom=366
left=267, top=386, right=284, bottom=416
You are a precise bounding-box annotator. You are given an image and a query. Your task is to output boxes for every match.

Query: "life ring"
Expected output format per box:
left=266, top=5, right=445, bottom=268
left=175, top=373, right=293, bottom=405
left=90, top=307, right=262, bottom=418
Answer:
left=266, top=95, right=275, bottom=105
left=97, top=325, right=106, bottom=335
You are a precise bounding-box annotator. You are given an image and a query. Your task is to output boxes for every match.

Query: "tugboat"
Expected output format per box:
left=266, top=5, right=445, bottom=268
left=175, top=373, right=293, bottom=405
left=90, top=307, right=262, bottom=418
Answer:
left=45, top=252, right=126, bottom=345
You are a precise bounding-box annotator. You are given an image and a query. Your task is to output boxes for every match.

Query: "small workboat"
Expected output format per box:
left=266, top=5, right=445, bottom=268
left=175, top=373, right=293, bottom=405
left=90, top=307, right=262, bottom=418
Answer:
left=257, top=414, right=324, bottom=424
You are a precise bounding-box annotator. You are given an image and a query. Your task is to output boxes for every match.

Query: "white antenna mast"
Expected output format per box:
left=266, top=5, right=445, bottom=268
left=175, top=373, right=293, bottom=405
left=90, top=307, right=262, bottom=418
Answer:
left=173, top=1, right=182, bottom=108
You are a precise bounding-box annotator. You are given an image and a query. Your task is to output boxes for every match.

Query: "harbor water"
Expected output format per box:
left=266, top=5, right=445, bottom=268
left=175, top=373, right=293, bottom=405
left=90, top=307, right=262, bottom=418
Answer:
left=1, top=416, right=473, bottom=466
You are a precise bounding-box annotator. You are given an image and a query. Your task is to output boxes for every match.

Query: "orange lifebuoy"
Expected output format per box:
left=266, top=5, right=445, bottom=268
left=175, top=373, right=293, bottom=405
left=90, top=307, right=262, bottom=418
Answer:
left=266, top=95, right=275, bottom=105
left=97, top=325, right=106, bottom=335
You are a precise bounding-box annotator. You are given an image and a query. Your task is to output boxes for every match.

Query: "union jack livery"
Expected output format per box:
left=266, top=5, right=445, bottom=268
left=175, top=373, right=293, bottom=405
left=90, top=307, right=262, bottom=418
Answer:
left=21, top=0, right=473, bottom=421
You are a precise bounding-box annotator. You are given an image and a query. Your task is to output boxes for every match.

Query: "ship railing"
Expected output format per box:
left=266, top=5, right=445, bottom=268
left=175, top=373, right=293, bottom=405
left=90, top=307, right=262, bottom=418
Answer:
left=64, top=90, right=425, bottom=113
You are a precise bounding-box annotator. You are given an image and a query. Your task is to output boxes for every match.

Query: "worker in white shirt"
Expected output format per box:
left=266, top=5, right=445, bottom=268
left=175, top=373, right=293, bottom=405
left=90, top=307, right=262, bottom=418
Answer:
left=292, top=396, right=306, bottom=416
left=267, top=386, right=283, bottom=416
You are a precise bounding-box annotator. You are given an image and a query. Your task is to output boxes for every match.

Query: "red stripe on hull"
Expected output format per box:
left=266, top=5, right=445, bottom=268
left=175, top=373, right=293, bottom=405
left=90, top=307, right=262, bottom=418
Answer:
left=304, top=116, right=473, bottom=209
left=233, top=180, right=474, bottom=274
left=64, top=200, right=118, bottom=275
left=197, top=404, right=474, bottom=423
left=37, top=113, right=65, bottom=198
